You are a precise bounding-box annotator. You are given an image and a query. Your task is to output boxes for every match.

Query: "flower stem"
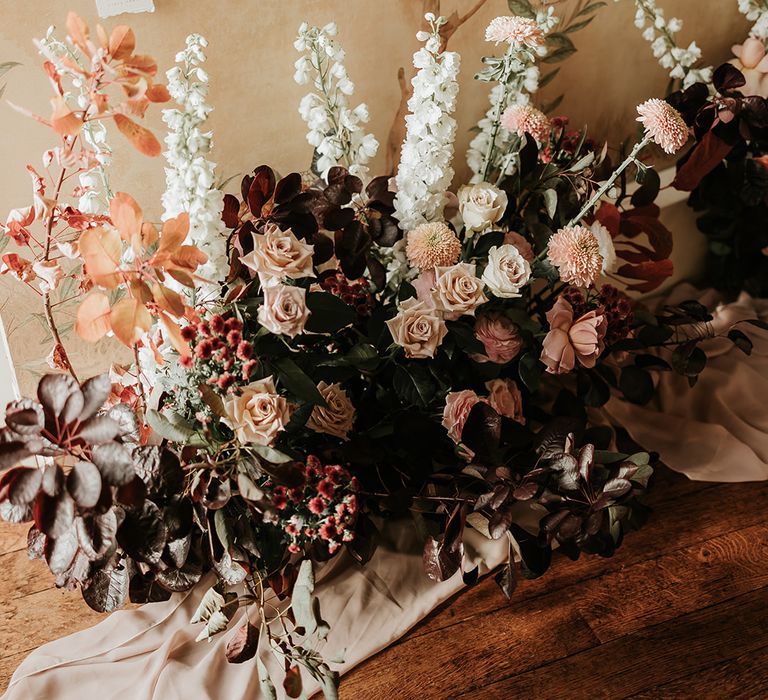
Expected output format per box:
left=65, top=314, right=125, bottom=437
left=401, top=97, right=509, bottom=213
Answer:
left=534, top=136, right=651, bottom=263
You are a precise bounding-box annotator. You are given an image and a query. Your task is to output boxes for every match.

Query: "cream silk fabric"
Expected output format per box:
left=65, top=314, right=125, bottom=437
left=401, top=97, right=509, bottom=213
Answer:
left=3, top=285, right=767, bottom=699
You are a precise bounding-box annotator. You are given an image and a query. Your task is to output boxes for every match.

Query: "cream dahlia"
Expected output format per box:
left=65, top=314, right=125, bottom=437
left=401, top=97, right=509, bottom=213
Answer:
left=500, top=104, right=550, bottom=144
left=405, top=222, right=462, bottom=270
left=547, top=225, right=604, bottom=288
left=636, top=99, right=689, bottom=155
left=485, top=16, right=544, bottom=48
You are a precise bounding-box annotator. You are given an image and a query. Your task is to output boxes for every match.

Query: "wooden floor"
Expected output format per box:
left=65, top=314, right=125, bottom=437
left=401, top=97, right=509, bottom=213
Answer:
left=2, top=468, right=767, bottom=699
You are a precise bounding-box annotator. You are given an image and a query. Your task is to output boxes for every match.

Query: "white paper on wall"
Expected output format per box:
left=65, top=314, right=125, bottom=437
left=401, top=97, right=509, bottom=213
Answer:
left=95, top=0, right=155, bottom=19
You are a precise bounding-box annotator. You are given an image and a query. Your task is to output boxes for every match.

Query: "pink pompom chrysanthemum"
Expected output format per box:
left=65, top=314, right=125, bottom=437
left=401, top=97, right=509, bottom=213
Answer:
left=636, top=99, right=689, bottom=154
left=500, top=104, right=551, bottom=144
left=485, top=16, right=544, bottom=48
left=406, top=222, right=462, bottom=270
left=547, top=225, right=604, bottom=288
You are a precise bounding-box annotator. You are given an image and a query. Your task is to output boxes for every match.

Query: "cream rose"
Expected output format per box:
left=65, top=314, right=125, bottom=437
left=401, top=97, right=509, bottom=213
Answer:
left=257, top=284, right=310, bottom=338
left=590, top=221, right=617, bottom=274
left=223, top=376, right=290, bottom=446
left=306, top=381, right=355, bottom=440
left=386, top=297, right=447, bottom=359
left=241, top=223, right=314, bottom=287
left=433, top=262, right=488, bottom=320
left=458, top=182, right=508, bottom=234
left=481, top=244, right=531, bottom=298
left=485, top=378, right=525, bottom=425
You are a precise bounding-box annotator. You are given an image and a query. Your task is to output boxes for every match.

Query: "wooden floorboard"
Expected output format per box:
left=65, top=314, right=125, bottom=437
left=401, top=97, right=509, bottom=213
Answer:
left=0, top=471, right=766, bottom=699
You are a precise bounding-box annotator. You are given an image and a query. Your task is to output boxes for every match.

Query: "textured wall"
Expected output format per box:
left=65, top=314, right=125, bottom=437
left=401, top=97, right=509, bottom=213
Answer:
left=0, top=0, right=750, bottom=392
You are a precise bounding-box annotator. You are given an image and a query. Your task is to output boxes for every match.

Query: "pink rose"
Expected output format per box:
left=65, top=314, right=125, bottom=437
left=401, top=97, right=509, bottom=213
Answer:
left=540, top=296, right=607, bottom=374
left=223, top=376, right=291, bottom=446
left=257, top=284, right=310, bottom=338
left=306, top=381, right=355, bottom=440
left=473, top=313, right=523, bottom=364
left=412, top=269, right=437, bottom=307
left=433, top=262, right=487, bottom=320
left=485, top=378, right=525, bottom=424
left=241, top=224, right=315, bottom=287
left=442, top=389, right=482, bottom=444
left=386, top=298, right=447, bottom=359
left=503, top=231, right=535, bottom=262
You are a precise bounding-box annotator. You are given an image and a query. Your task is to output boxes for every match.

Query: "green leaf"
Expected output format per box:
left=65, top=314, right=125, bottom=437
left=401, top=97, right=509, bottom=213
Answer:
left=146, top=409, right=195, bottom=442
left=619, top=365, right=654, bottom=405
left=507, top=0, right=535, bottom=19
left=250, top=443, right=292, bottom=464
left=273, top=357, right=325, bottom=405
left=304, top=291, right=355, bottom=333
left=543, top=189, right=558, bottom=219
left=319, top=343, right=379, bottom=371
left=538, top=68, right=561, bottom=89
left=541, top=47, right=577, bottom=64
left=518, top=352, right=542, bottom=393
left=392, top=364, right=436, bottom=407
left=728, top=329, right=753, bottom=355
left=576, top=1, right=608, bottom=18
left=568, top=152, right=595, bottom=173
left=292, top=559, right=317, bottom=635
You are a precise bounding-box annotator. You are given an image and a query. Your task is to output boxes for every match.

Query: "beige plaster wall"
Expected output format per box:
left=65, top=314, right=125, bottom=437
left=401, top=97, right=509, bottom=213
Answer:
left=0, top=0, right=750, bottom=393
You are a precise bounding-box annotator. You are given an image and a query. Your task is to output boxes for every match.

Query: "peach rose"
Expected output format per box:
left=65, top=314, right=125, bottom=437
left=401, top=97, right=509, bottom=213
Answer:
left=473, top=313, right=523, bottom=364
left=730, top=37, right=768, bottom=98
left=481, top=244, right=531, bottom=298
left=306, top=381, right=355, bottom=440
left=223, top=376, right=291, bottom=446
left=257, top=284, right=310, bottom=338
left=386, top=298, right=447, bottom=359
left=540, top=296, right=607, bottom=374
left=433, top=262, right=488, bottom=320
left=241, top=224, right=314, bottom=287
left=442, top=389, right=483, bottom=444
left=485, top=378, right=525, bottom=425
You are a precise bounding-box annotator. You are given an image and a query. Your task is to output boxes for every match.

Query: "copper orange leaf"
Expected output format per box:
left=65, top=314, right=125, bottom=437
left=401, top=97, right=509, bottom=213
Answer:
left=75, top=292, right=112, bottom=342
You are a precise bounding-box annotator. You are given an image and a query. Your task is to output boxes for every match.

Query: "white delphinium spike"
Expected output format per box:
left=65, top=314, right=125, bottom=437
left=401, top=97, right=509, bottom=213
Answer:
left=294, top=22, right=378, bottom=179
left=162, top=34, right=228, bottom=298
left=738, top=0, right=768, bottom=40
left=466, top=7, right=558, bottom=184
left=620, top=0, right=713, bottom=88
left=393, top=14, right=461, bottom=231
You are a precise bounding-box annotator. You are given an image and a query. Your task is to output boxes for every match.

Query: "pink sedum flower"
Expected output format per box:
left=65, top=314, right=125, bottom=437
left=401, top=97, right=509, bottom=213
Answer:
left=636, top=99, right=689, bottom=155
left=540, top=296, right=607, bottom=374
left=442, top=389, right=483, bottom=444
left=485, top=16, right=544, bottom=48
left=547, top=225, right=604, bottom=288
left=473, top=313, right=523, bottom=364
left=500, top=104, right=550, bottom=144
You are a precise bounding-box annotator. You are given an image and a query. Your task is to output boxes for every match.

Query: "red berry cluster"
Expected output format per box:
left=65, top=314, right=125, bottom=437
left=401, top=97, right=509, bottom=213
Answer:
left=267, top=455, right=358, bottom=555
left=319, top=270, right=375, bottom=317
left=179, top=314, right=257, bottom=393
left=598, top=285, right=634, bottom=344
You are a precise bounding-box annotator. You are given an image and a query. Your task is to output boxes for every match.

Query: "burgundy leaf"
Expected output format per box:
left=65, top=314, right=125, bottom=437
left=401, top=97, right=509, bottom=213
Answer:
left=79, top=375, right=112, bottom=421
left=6, top=467, right=43, bottom=506
left=225, top=620, right=259, bottom=664
left=44, top=527, right=78, bottom=574
left=67, top=461, right=102, bottom=508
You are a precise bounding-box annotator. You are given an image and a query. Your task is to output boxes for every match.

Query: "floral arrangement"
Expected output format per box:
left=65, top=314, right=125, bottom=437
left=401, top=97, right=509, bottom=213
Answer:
left=0, top=5, right=763, bottom=698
